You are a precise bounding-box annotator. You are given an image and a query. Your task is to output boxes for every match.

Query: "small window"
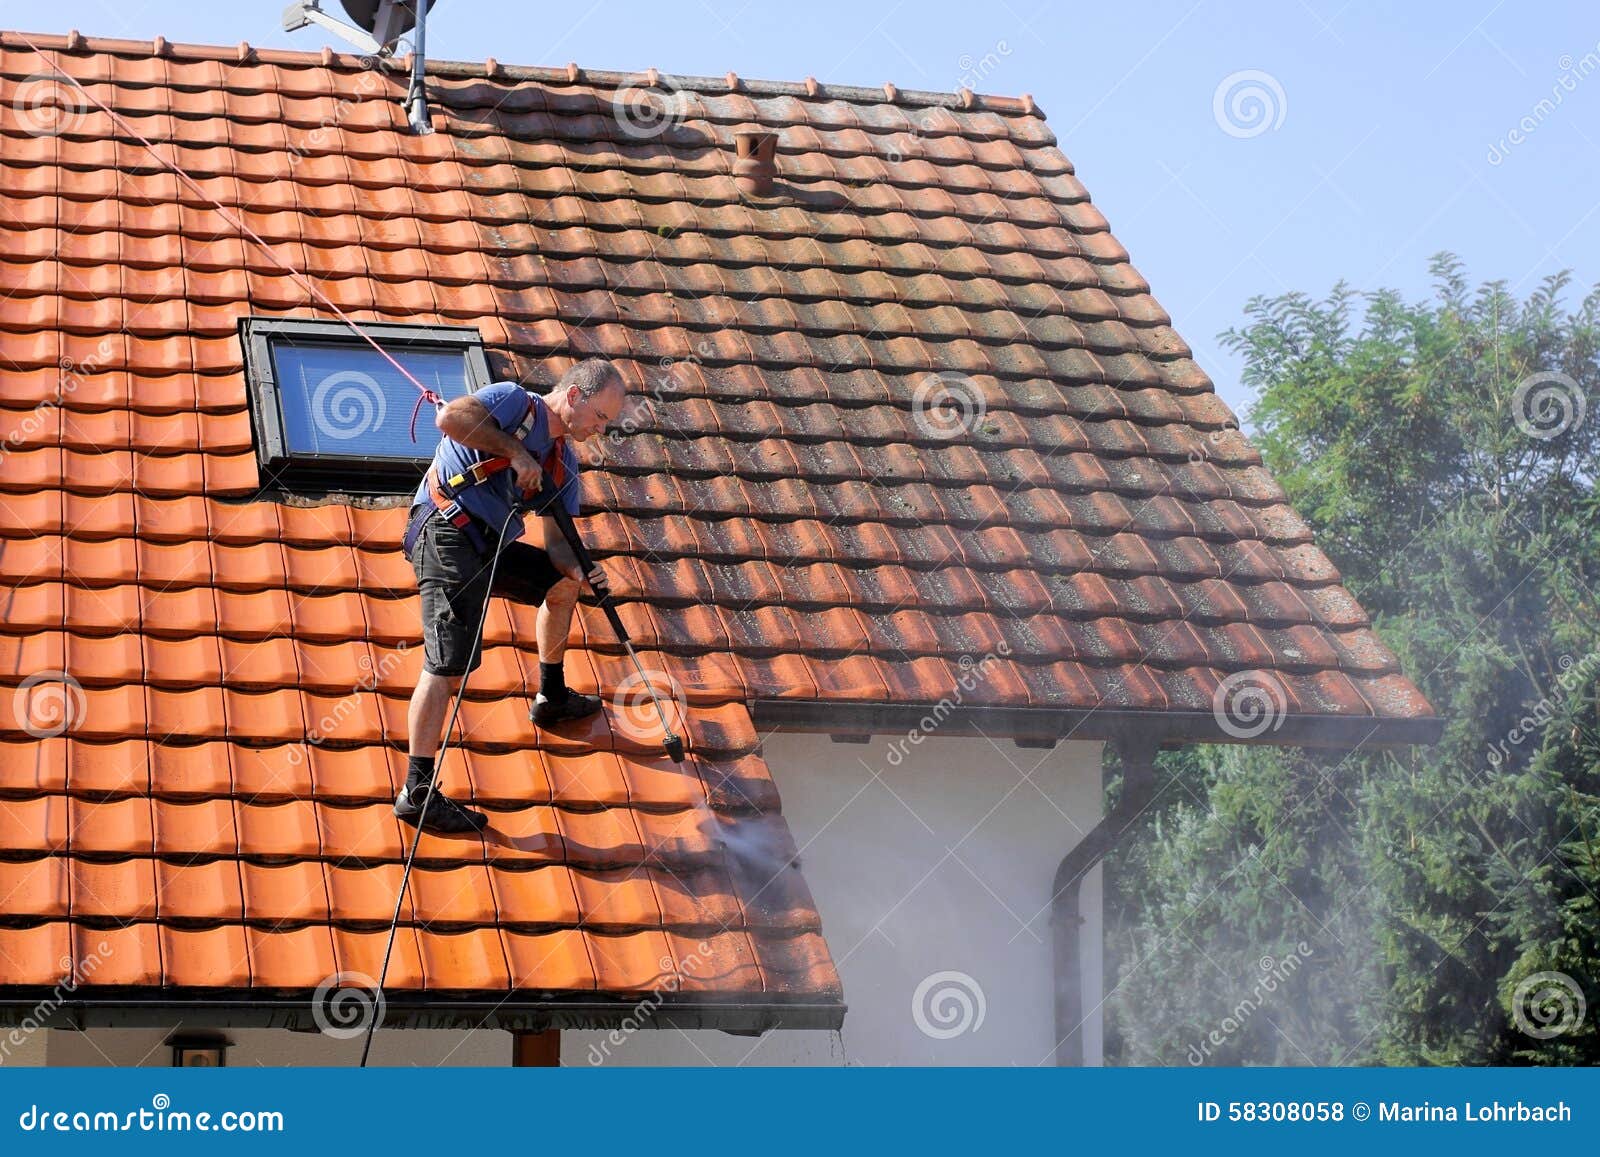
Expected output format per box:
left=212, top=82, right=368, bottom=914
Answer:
left=240, top=317, right=493, bottom=492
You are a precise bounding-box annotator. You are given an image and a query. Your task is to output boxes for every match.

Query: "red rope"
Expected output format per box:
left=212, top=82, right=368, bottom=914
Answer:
left=17, top=32, right=447, bottom=435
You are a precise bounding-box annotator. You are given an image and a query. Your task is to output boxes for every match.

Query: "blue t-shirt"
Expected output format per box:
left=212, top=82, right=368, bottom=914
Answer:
left=414, top=382, right=580, bottom=543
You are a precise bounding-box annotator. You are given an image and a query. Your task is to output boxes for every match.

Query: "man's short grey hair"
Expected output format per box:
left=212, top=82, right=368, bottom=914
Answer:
left=560, top=358, right=624, bottom=399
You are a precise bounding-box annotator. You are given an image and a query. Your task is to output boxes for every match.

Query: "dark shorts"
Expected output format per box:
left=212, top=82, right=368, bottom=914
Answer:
left=407, top=505, right=567, bottom=677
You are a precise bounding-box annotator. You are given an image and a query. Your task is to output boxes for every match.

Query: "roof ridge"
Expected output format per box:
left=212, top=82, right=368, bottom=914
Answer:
left=0, top=28, right=1044, bottom=117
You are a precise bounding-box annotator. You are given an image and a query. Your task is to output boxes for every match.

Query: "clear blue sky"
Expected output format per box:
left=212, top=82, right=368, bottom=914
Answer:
left=18, top=1, right=1599, bottom=418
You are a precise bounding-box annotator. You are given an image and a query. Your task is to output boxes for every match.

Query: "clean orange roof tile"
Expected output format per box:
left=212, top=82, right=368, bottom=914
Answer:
left=488, top=864, right=581, bottom=927
left=408, top=864, right=500, bottom=927
left=156, top=859, right=245, bottom=922
left=417, top=926, right=510, bottom=991
left=229, top=744, right=307, bottom=800
left=65, top=736, right=149, bottom=795
left=332, top=925, right=424, bottom=989
left=146, top=686, right=228, bottom=741
left=544, top=750, right=629, bottom=807
left=70, top=796, right=154, bottom=857
left=0, top=923, right=73, bottom=986
left=74, top=922, right=162, bottom=986
left=0, top=857, right=69, bottom=919
left=222, top=688, right=305, bottom=742
left=65, top=684, right=147, bottom=741
left=307, top=745, right=397, bottom=802
left=159, top=924, right=251, bottom=987
left=572, top=867, right=663, bottom=929
left=326, top=861, right=413, bottom=924
left=142, top=635, right=224, bottom=686
left=152, top=798, right=238, bottom=859
left=482, top=803, right=565, bottom=866
left=295, top=639, right=374, bottom=692
left=0, top=796, right=69, bottom=855
left=0, top=736, right=68, bottom=794
left=501, top=927, right=595, bottom=991
left=247, top=924, right=337, bottom=989
left=68, top=857, right=158, bottom=921
left=63, top=631, right=143, bottom=685
left=554, top=807, right=644, bottom=867
left=462, top=748, right=550, bottom=807
left=236, top=800, right=320, bottom=859
left=301, top=692, right=385, bottom=745
left=583, top=929, right=675, bottom=992
left=219, top=636, right=300, bottom=689
left=315, top=801, right=404, bottom=864
left=148, top=739, right=233, bottom=796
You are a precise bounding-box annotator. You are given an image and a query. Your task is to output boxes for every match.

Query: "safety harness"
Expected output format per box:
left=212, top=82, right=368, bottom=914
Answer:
left=403, top=391, right=570, bottom=557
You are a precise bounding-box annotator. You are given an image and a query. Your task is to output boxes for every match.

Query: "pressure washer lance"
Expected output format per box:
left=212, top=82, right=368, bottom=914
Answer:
left=538, top=496, right=686, bottom=764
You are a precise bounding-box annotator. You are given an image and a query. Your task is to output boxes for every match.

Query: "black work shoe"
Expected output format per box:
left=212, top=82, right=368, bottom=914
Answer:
left=393, top=784, right=488, bottom=834
left=530, top=691, right=603, bottom=726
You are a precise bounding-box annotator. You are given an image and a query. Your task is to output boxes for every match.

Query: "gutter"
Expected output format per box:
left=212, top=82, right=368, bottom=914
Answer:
left=1050, top=735, right=1158, bottom=1067
left=2, top=995, right=845, bottom=1036
left=751, top=700, right=1443, bottom=750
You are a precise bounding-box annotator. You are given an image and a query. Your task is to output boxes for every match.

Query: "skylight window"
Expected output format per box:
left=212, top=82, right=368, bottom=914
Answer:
left=240, top=317, right=492, bottom=492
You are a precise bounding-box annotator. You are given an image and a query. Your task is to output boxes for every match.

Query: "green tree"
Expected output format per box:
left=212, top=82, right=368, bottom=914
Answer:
left=1105, top=256, right=1600, bottom=1065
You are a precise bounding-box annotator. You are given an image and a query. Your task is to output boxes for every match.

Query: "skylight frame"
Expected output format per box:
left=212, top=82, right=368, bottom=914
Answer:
left=239, top=316, right=493, bottom=493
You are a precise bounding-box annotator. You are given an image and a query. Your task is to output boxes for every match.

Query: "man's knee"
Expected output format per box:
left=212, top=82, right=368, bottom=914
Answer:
left=416, top=670, right=463, bottom=696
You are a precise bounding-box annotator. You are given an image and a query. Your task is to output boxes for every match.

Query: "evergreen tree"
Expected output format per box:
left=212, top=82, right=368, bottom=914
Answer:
left=1105, top=256, right=1600, bottom=1065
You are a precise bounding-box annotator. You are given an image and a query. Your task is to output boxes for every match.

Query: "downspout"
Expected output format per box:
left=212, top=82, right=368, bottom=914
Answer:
left=1052, top=735, right=1159, bottom=1066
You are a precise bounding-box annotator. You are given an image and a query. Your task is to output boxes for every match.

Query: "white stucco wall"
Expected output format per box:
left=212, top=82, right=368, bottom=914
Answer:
left=45, top=1026, right=510, bottom=1067
left=42, top=733, right=1104, bottom=1068
left=568, top=732, right=1105, bottom=1067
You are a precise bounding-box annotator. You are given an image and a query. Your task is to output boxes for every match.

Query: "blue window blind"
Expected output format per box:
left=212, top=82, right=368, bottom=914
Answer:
left=270, top=341, right=468, bottom=460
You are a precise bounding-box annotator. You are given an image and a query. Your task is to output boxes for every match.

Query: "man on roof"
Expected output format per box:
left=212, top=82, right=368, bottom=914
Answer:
left=398, top=358, right=627, bottom=834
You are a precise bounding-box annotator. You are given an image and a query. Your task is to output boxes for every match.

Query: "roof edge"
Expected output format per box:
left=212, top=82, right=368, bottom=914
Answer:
left=5, top=993, right=847, bottom=1034
left=752, top=699, right=1445, bottom=750
left=0, top=28, right=1044, bottom=117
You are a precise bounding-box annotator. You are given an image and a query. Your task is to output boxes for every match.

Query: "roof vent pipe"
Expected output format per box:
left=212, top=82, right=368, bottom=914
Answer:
left=733, top=130, right=778, bottom=196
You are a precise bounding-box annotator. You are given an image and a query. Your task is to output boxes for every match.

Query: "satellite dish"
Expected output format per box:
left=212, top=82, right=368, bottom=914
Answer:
left=338, top=0, right=437, bottom=48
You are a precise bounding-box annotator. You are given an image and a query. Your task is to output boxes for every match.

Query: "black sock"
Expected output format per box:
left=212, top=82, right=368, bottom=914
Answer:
left=406, top=754, right=435, bottom=793
left=539, top=661, right=568, bottom=702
